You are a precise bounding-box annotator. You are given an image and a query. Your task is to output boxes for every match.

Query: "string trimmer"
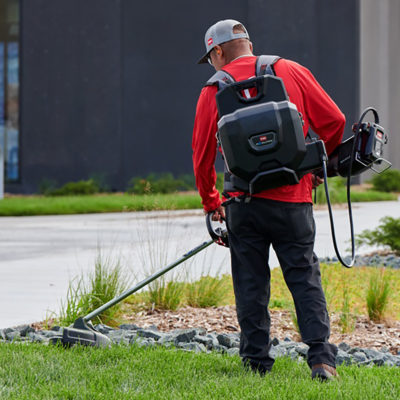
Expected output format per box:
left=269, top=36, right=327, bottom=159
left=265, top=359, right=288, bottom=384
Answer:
left=50, top=213, right=228, bottom=347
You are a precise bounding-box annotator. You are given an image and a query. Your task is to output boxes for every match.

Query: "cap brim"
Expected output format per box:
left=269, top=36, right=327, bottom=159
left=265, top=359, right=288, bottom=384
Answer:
left=197, top=51, right=209, bottom=64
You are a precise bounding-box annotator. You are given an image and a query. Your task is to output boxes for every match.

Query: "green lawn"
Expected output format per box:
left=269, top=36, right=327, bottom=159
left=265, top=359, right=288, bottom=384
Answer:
left=0, top=193, right=203, bottom=216
left=315, top=188, right=397, bottom=205
left=0, top=189, right=396, bottom=216
left=0, top=343, right=399, bottom=400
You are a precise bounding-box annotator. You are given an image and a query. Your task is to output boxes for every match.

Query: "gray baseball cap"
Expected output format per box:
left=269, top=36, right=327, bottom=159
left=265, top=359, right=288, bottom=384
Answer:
left=198, top=19, right=250, bottom=64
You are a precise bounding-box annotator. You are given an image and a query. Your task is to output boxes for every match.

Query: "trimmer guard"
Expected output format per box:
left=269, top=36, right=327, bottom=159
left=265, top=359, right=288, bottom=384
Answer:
left=50, top=317, right=111, bottom=347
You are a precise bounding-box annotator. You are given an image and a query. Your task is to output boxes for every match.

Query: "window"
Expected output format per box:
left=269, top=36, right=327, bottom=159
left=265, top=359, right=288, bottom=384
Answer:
left=0, top=0, right=19, bottom=182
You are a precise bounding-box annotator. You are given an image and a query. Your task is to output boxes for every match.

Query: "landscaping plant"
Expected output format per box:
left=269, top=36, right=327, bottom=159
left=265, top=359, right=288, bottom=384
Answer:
left=370, top=168, right=400, bottom=193
left=321, top=268, right=337, bottom=313
left=147, top=279, right=186, bottom=310
left=355, top=216, right=400, bottom=255
left=366, top=268, right=391, bottom=323
left=58, top=276, right=86, bottom=326
left=58, top=251, right=128, bottom=326
left=127, top=173, right=189, bottom=194
left=134, top=214, right=187, bottom=310
left=45, top=179, right=101, bottom=196
left=186, top=275, right=231, bottom=308
left=339, top=278, right=355, bottom=333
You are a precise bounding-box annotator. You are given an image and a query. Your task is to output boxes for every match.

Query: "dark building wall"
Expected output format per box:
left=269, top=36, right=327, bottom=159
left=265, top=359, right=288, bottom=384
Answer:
left=17, top=0, right=122, bottom=193
left=9, top=0, right=359, bottom=193
left=248, top=0, right=360, bottom=131
left=120, top=0, right=247, bottom=187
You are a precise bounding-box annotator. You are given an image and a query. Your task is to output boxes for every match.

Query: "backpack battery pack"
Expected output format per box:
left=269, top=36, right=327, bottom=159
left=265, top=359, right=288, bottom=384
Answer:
left=216, top=75, right=326, bottom=194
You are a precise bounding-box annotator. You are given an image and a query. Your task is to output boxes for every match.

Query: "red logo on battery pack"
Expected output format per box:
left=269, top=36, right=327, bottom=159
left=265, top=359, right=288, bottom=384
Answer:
left=377, top=131, right=383, bottom=139
left=207, top=38, right=213, bottom=46
left=259, top=135, right=267, bottom=141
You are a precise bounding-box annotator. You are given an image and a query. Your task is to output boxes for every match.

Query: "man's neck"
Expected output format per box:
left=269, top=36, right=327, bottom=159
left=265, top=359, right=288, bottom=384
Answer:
left=228, top=53, right=254, bottom=64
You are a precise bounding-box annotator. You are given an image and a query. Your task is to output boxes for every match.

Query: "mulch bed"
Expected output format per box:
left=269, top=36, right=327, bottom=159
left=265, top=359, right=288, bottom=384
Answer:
left=121, top=305, right=400, bottom=355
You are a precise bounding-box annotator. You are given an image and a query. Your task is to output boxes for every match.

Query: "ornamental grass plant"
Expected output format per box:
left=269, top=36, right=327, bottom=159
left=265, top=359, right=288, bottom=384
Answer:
left=58, top=250, right=129, bottom=326
left=366, top=268, right=391, bottom=323
left=269, top=263, right=400, bottom=320
left=133, top=213, right=187, bottom=310
left=339, top=279, right=356, bottom=333
left=186, top=275, right=231, bottom=308
left=124, top=215, right=232, bottom=311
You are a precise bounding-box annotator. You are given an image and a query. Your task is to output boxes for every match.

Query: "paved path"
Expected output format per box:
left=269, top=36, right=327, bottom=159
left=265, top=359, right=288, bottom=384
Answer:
left=0, top=201, right=399, bottom=328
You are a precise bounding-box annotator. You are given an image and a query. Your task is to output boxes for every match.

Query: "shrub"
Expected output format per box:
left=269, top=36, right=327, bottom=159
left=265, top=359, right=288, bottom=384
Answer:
left=89, top=173, right=110, bottom=193
left=46, top=179, right=100, bottom=196
left=38, top=178, right=58, bottom=195
left=366, top=268, right=391, bottom=322
left=58, top=252, right=128, bottom=326
left=177, top=174, right=197, bottom=191
left=116, top=171, right=224, bottom=195
left=370, top=169, right=400, bottom=192
left=127, top=173, right=185, bottom=194
left=355, top=216, right=400, bottom=255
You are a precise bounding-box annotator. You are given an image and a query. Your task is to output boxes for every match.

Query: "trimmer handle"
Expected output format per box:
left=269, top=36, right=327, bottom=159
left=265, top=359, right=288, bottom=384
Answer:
left=206, top=212, right=229, bottom=247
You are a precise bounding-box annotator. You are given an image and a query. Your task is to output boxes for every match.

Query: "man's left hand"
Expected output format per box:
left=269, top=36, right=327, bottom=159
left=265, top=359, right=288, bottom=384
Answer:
left=312, top=174, right=324, bottom=188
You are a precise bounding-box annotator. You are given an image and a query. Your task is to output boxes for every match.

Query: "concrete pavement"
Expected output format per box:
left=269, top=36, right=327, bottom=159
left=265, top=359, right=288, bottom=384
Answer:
left=0, top=200, right=399, bottom=328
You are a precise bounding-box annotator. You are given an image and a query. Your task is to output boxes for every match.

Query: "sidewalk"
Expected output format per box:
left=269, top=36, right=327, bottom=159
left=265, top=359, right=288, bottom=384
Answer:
left=0, top=201, right=399, bottom=328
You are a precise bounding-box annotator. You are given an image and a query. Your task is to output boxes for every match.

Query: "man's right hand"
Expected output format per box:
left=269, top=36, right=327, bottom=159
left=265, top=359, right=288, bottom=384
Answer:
left=210, top=205, right=226, bottom=222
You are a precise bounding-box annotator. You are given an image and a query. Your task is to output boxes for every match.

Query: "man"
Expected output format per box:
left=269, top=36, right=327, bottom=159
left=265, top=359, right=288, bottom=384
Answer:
left=192, top=19, right=345, bottom=380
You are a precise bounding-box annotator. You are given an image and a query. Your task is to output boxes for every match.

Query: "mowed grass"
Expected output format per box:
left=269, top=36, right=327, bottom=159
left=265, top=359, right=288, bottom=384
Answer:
left=0, top=343, right=399, bottom=400
left=0, top=193, right=202, bottom=216
left=0, top=188, right=396, bottom=216
left=315, top=189, right=396, bottom=205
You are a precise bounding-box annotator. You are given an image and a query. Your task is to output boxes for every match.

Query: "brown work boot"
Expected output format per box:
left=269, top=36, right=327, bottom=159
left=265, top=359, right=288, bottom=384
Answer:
left=311, top=363, right=338, bottom=381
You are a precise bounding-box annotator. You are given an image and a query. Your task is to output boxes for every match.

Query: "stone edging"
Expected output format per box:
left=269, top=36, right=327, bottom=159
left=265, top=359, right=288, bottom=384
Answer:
left=1, top=324, right=400, bottom=367
left=320, top=253, right=400, bottom=269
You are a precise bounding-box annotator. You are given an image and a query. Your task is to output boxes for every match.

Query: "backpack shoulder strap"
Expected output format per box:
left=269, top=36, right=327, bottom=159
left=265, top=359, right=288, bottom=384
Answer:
left=256, top=55, right=281, bottom=76
left=205, top=69, right=236, bottom=90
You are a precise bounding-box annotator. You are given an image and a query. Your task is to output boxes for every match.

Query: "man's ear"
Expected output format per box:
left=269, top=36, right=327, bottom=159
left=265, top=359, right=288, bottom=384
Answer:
left=249, top=41, right=253, bottom=52
left=214, top=45, right=222, bottom=56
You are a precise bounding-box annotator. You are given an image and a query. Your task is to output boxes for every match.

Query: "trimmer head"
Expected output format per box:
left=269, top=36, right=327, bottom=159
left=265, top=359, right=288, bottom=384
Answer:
left=50, top=317, right=111, bottom=348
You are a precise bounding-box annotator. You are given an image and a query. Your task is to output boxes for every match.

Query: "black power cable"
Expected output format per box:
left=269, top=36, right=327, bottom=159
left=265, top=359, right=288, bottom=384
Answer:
left=322, top=107, right=379, bottom=269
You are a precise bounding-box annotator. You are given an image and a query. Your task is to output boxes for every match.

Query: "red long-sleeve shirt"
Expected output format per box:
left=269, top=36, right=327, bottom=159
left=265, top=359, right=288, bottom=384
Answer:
left=192, top=56, right=345, bottom=212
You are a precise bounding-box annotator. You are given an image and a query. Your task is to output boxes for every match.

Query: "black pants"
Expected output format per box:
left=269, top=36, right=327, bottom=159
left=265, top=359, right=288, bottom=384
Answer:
left=225, top=197, right=337, bottom=370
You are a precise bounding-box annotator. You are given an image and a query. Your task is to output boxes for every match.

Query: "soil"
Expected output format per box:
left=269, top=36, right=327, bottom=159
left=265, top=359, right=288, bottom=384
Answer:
left=121, top=305, right=400, bottom=355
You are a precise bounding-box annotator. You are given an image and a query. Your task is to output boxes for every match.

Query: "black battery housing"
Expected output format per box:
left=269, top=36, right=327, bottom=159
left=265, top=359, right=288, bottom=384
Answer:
left=216, top=75, right=326, bottom=194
